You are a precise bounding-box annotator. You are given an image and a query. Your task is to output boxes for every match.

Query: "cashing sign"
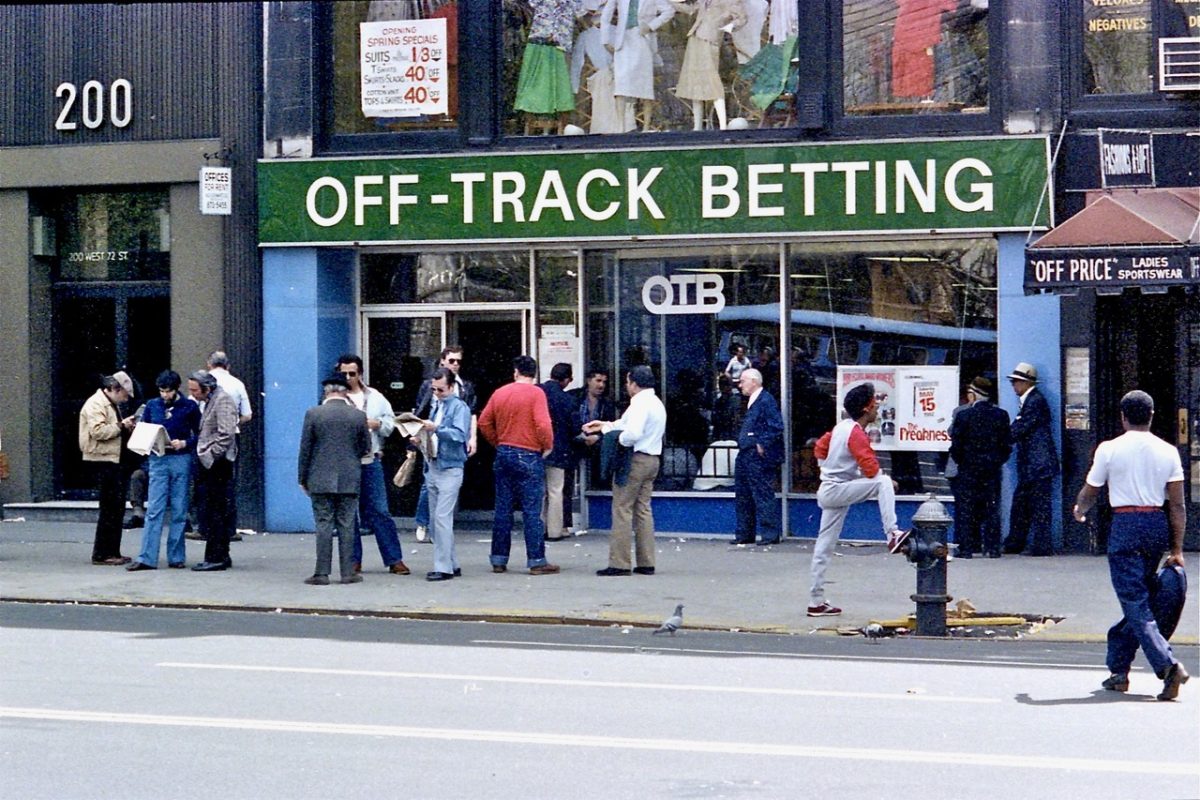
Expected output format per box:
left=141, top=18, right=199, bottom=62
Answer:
left=258, top=136, right=1051, bottom=245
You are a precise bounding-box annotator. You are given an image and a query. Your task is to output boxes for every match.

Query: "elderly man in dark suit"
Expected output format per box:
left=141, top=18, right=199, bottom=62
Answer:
left=732, top=368, right=785, bottom=545
left=188, top=370, right=240, bottom=572
left=297, top=374, right=372, bottom=585
left=948, top=376, right=1012, bottom=558
left=1004, top=362, right=1060, bottom=556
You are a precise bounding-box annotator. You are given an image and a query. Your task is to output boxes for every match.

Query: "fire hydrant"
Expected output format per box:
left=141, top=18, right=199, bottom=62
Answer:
left=902, top=495, right=953, bottom=636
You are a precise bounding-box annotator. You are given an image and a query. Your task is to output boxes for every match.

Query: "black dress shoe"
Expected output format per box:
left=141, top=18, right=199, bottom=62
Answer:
left=633, top=566, right=655, bottom=575
left=453, top=568, right=462, bottom=576
left=731, top=539, right=754, bottom=545
left=125, top=561, right=155, bottom=571
left=168, top=562, right=186, bottom=569
left=596, top=567, right=632, bottom=576
left=191, top=561, right=228, bottom=571
left=756, top=539, right=781, bottom=546
left=426, top=571, right=455, bottom=581
left=223, top=557, right=233, bottom=568
left=123, top=517, right=145, bottom=529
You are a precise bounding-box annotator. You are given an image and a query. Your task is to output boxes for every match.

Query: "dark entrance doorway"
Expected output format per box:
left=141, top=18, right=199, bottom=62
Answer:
left=1096, top=291, right=1199, bottom=550
left=53, top=285, right=170, bottom=497
left=454, top=316, right=525, bottom=510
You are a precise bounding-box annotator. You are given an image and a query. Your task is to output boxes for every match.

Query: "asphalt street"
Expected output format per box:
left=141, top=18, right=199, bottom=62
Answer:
left=2, top=603, right=1197, bottom=800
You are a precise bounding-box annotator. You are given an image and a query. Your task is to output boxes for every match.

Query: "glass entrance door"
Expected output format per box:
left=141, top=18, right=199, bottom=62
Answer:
left=363, top=312, right=445, bottom=516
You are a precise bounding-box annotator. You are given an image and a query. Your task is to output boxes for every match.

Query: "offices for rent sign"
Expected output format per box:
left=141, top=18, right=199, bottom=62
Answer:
left=360, top=18, right=448, bottom=117
left=836, top=366, right=959, bottom=452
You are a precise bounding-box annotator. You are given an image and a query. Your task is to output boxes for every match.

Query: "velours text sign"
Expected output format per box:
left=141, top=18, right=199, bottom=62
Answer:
left=258, top=137, right=1051, bottom=245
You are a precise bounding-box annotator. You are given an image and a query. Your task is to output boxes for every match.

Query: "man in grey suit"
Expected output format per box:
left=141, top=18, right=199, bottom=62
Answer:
left=188, top=370, right=240, bottom=572
left=298, top=373, right=372, bottom=585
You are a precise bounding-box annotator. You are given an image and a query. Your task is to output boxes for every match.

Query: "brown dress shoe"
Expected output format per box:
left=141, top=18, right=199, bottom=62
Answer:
left=492, top=565, right=507, bottom=573
left=389, top=561, right=411, bottom=575
left=353, top=562, right=362, bottom=574
left=529, top=564, right=560, bottom=575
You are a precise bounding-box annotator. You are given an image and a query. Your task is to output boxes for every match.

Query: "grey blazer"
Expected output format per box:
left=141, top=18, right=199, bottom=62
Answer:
left=297, top=398, right=371, bottom=495
left=197, top=386, right=240, bottom=469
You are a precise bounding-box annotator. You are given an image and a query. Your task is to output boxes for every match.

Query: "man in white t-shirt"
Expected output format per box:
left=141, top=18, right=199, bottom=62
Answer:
left=1073, top=390, right=1188, bottom=701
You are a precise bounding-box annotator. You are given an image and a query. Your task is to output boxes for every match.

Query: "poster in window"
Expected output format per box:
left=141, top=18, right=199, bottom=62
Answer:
left=837, top=366, right=959, bottom=452
left=360, top=18, right=448, bottom=118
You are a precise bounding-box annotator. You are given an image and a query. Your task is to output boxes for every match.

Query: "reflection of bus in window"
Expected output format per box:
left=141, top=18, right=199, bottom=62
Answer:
left=717, top=303, right=996, bottom=397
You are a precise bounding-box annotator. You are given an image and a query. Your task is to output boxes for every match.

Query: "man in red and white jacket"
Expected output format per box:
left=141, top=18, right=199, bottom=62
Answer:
left=807, top=382, right=910, bottom=617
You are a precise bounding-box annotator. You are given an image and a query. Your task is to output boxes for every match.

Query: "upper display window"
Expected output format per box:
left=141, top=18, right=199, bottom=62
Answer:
left=842, top=0, right=989, bottom=117
left=330, top=0, right=460, bottom=135
left=1081, top=0, right=1200, bottom=95
left=502, top=0, right=804, bottom=136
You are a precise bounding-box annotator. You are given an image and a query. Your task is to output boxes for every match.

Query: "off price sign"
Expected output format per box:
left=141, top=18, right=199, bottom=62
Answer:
left=360, top=18, right=448, bottom=118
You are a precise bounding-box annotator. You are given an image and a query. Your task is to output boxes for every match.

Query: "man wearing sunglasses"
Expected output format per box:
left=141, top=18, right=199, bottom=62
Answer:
left=416, top=369, right=472, bottom=581
left=412, top=346, right=478, bottom=541
left=336, top=354, right=409, bottom=576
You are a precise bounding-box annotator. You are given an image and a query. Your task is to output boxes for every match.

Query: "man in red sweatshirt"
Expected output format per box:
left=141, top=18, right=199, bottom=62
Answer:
left=807, top=382, right=910, bottom=617
left=478, top=355, right=560, bottom=575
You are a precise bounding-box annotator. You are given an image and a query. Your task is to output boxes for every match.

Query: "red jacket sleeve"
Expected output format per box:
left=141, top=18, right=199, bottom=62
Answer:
left=847, top=425, right=880, bottom=478
left=813, top=430, right=832, bottom=460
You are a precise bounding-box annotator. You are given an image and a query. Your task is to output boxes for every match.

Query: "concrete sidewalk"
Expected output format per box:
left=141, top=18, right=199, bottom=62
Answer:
left=0, top=519, right=1196, bottom=644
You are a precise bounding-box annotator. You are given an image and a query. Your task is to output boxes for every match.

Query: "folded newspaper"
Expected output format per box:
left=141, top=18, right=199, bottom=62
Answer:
left=395, top=412, right=437, bottom=459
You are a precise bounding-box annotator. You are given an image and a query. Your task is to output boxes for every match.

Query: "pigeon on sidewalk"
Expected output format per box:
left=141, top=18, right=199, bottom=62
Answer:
left=653, top=604, right=684, bottom=636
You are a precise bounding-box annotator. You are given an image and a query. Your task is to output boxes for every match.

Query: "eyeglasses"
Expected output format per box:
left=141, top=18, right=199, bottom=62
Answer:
left=339, top=370, right=358, bottom=377
left=446, top=357, right=462, bottom=364
left=432, top=385, right=451, bottom=394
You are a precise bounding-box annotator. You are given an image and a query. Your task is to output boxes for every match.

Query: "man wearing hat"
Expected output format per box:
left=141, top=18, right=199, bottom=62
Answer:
left=297, top=373, right=372, bottom=585
left=1004, top=362, right=1060, bottom=556
left=78, top=371, right=138, bottom=565
left=948, top=376, right=1012, bottom=558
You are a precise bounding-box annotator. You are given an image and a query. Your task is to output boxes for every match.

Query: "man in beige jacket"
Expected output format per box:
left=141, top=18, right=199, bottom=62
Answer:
left=79, top=371, right=137, bottom=565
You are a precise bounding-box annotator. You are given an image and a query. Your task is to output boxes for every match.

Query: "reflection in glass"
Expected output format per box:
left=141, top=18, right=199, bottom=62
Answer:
left=53, top=190, right=170, bottom=281
left=843, top=0, right=988, bottom=116
left=779, top=239, right=997, bottom=495
left=360, top=251, right=532, bottom=304
left=1082, top=1, right=1153, bottom=95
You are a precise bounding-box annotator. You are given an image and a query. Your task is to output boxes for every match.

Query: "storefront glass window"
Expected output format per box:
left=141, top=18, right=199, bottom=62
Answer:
left=330, top=1, right=459, bottom=135
left=784, top=238, right=997, bottom=495
left=1082, top=0, right=1154, bottom=94
left=51, top=190, right=170, bottom=281
left=842, top=0, right=988, bottom=116
left=536, top=250, right=580, bottom=328
left=502, top=1, right=804, bottom=136
left=585, top=244, right=780, bottom=490
left=360, top=250, right=532, bottom=304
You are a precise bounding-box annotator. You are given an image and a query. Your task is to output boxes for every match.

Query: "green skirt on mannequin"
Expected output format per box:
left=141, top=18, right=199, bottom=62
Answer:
left=514, top=42, right=575, bottom=114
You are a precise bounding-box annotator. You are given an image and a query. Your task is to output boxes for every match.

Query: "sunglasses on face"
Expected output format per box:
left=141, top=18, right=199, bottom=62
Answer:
left=446, top=357, right=462, bottom=364
left=339, top=370, right=358, bottom=377
left=432, top=385, right=451, bottom=394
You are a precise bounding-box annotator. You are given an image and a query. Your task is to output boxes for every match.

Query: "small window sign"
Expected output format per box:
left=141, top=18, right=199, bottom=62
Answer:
left=199, top=166, right=233, bottom=215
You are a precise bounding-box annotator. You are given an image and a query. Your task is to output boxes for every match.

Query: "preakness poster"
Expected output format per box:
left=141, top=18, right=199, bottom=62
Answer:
left=836, top=366, right=959, bottom=452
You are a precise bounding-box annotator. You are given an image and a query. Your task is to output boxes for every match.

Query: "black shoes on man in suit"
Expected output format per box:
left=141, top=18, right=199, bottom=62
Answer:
left=192, top=557, right=232, bottom=572
left=426, top=568, right=462, bottom=581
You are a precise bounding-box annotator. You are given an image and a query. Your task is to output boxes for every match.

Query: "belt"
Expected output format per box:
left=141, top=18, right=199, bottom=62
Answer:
left=1112, top=505, right=1162, bottom=513
left=633, top=452, right=660, bottom=458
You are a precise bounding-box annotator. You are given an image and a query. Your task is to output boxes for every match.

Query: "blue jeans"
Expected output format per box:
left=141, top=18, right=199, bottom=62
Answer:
left=490, top=445, right=547, bottom=568
left=1106, top=511, right=1176, bottom=677
left=414, top=481, right=430, bottom=528
left=136, top=454, right=192, bottom=567
left=352, top=459, right=405, bottom=566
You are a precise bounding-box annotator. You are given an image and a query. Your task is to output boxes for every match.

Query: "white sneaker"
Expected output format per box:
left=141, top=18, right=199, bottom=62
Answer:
left=887, top=529, right=911, bottom=555
left=414, top=525, right=427, bottom=543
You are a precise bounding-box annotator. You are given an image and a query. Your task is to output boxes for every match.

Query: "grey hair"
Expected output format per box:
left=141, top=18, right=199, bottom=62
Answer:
left=740, top=368, right=763, bottom=385
left=207, top=350, right=230, bottom=368
left=189, top=369, right=218, bottom=392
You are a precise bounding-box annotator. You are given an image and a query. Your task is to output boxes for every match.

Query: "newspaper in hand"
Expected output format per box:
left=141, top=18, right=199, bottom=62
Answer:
left=396, top=412, right=437, bottom=460
left=127, top=422, right=168, bottom=456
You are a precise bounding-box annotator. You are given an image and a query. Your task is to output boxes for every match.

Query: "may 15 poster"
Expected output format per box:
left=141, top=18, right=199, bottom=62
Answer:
left=836, top=366, right=960, bottom=452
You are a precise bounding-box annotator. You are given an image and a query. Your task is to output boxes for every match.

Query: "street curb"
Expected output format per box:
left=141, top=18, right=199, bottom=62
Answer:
left=7, top=596, right=1195, bottom=645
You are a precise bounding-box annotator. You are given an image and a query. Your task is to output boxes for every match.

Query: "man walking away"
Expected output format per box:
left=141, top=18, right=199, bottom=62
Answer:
left=419, top=368, right=472, bottom=581
left=79, top=371, right=137, bottom=565
left=542, top=362, right=577, bottom=541
left=478, top=355, right=560, bottom=575
left=188, top=370, right=239, bottom=572
left=298, top=374, right=372, bottom=585
left=947, top=376, right=1011, bottom=558
left=808, top=383, right=909, bottom=617
left=1073, top=390, right=1188, bottom=701
left=583, top=365, right=667, bottom=577
left=732, top=368, right=784, bottom=545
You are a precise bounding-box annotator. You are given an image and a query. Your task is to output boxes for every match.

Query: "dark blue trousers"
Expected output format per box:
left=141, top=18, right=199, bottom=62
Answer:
left=1106, top=511, right=1176, bottom=677
left=734, top=450, right=780, bottom=544
left=1006, top=476, right=1054, bottom=555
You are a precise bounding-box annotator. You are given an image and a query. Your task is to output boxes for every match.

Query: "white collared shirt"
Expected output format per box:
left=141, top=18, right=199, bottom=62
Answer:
left=603, top=388, right=667, bottom=455
left=746, top=387, right=762, bottom=408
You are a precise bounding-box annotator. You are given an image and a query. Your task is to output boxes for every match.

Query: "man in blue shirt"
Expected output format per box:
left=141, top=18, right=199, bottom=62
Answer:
left=127, top=370, right=201, bottom=570
left=418, top=369, right=473, bottom=581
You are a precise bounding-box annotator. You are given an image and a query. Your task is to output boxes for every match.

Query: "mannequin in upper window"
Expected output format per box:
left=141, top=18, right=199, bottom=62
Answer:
left=600, top=0, right=676, bottom=132
left=673, top=0, right=748, bottom=131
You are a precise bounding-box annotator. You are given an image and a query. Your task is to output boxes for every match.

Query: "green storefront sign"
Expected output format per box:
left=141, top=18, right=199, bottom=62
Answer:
left=258, top=136, right=1051, bottom=245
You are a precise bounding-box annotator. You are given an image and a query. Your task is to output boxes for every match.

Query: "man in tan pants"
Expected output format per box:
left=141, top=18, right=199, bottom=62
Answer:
left=584, top=365, right=667, bottom=576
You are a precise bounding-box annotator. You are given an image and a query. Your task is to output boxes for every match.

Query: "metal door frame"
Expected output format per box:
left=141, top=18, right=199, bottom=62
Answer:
left=359, top=310, right=446, bottom=388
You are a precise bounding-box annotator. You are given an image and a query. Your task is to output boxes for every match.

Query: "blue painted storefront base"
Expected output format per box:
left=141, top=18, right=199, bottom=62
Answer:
left=586, top=495, right=941, bottom=541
